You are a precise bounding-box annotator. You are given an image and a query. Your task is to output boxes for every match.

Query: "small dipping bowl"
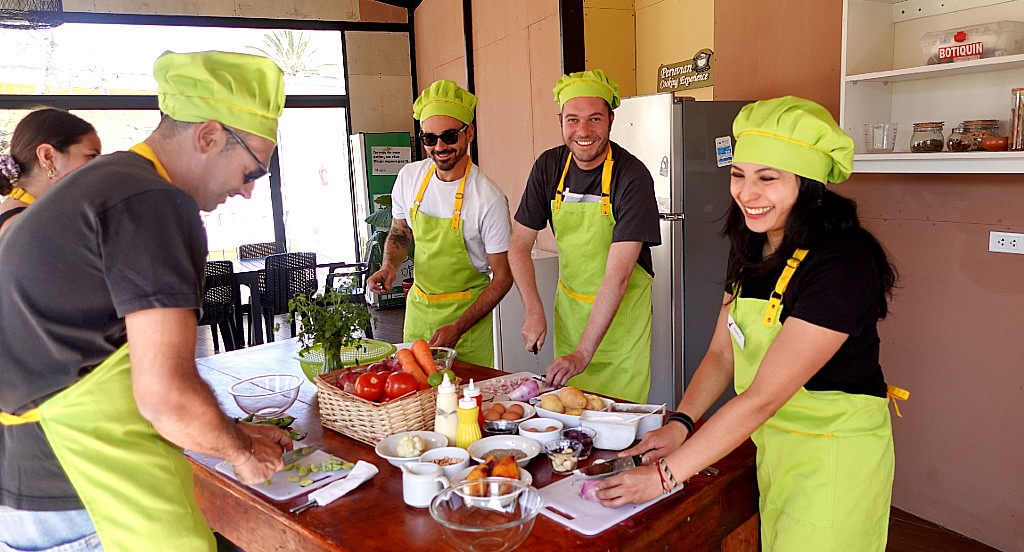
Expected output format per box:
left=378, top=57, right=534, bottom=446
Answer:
left=483, top=419, right=520, bottom=437
left=544, top=439, right=583, bottom=474
left=559, top=426, right=596, bottom=460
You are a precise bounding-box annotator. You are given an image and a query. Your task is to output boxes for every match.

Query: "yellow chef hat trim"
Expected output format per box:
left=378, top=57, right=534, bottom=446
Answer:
left=154, top=50, right=285, bottom=143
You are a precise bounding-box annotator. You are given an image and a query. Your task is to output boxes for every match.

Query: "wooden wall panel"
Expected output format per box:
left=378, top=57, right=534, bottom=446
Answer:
left=413, top=0, right=467, bottom=93
left=358, top=0, right=407, bottom=23
left=582, top=5, right=637, bottom=98
left=635, top=0, right=713, bottom=99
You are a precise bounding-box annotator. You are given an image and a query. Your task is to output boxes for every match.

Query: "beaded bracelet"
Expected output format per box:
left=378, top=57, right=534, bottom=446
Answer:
left=232, top=434, right=255, bottom=468
left=655, top=459, right=669, bottom=495
left=658, top=458, right=678, bottom=494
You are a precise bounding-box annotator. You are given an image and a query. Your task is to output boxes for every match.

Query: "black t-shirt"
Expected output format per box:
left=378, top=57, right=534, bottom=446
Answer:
left=731, top=232, right=888, bottom=397
left=515, top=142, right=661, bottom=275
left=0, top=151, right=207, bottom=510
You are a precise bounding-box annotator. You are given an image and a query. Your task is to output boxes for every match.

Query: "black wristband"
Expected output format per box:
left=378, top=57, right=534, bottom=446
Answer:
left=666, top=412, right=695, bottom=434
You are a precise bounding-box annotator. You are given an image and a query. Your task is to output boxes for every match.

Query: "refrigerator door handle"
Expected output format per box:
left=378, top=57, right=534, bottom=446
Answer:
left=659, top=213, right=684, bottom=221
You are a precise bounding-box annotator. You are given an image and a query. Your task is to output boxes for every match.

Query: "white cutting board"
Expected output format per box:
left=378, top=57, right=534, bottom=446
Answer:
left=216, top=450, right=352, bottom=501
left=538, top=475, right=684, bottom=536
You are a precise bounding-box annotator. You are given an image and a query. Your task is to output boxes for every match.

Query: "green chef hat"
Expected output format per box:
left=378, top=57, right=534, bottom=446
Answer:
left=732, top=96, right=854, bottom=184
left=154, top=51, right=285, bottom=143
left=413, top=80, right=477, bottom=125
left=552, top=69, right=621, bottom=110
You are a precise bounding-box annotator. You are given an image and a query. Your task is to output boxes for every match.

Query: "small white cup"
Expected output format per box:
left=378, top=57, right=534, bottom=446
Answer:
left=401, top=461, right=450, bottom=508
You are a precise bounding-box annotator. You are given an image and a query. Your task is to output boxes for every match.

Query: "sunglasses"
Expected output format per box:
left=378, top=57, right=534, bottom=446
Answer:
left=419, top=124, right=468, bottom=147
left=224, top=126, right=270, bottom=183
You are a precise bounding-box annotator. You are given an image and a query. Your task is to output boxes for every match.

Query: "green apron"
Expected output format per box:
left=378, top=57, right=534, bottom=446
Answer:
left=550, top=149, right=653, bottom=403
left=404, top=161, right=495, bottom=368
left=731, top=248, right=895, bottom=551
left=2, top=344, right=215, bottom=552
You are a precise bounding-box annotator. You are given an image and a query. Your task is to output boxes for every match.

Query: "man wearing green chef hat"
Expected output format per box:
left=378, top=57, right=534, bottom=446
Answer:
left=0, top=51, right=293, bottom=551
left=509, top=69, right=661, bottom=403
left=368, top=80, right=513, bottom=368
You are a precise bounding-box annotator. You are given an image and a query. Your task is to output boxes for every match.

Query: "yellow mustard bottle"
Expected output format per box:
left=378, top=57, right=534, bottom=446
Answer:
left=455, top=389, right=482, bottom=449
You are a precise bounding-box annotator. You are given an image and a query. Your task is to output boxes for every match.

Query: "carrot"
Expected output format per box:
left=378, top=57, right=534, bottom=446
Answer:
left=410, top=339, right=438, bottom=375
left=396, top=348, right=429, bottom=389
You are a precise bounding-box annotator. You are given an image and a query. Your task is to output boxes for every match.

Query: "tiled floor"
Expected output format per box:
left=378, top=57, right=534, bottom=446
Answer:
left=196, top=308, right=999, bottom=552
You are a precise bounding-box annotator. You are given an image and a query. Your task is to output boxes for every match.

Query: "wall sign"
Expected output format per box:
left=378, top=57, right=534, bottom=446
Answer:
left=370, top=146, right=411, bottom=175
left=657, top=49, right=714, bottom=93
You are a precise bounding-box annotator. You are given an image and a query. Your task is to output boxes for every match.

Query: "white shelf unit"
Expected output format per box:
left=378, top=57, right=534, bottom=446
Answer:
left=840, top=0, right=1024, bottom=173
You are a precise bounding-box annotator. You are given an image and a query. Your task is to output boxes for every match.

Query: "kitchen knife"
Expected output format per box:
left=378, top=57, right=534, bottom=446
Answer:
left=283, top=445, right=321, bottom=465
left=574, top=455, right=643, bottom=479
left=532, top=342, right=541, bottom=374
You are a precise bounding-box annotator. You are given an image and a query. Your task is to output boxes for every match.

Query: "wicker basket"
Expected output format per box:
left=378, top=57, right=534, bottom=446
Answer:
left=316, top=369, right=455, bottom=446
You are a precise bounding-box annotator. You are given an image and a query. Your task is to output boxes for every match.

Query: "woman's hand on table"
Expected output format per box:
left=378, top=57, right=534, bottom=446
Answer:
left=620, top=423, right=688, bottom=464
left=595, top=465, right=663, bottom=507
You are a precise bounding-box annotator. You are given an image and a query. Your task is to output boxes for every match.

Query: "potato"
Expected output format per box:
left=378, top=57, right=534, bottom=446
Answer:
left=558, top=387, right=587, bottom=410
left=584, top=393, right=606, bottom=411
left=538, top=394, right=564, bottom=413
left=564, top=408, right=585, bottom=416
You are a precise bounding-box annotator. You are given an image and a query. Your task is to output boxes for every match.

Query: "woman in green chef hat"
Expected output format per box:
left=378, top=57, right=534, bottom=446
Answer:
left=596, top=96, right=907, bottom=550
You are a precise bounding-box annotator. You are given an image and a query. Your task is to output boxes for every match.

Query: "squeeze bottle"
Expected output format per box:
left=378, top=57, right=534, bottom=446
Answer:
left=455, top=389, right=482, bottom=449
left=466, top=379, right=483, bottom=427
left=433, top=372, right=459, bottom=445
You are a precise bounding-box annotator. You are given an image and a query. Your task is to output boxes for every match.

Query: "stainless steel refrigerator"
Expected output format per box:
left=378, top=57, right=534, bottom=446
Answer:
left=610, top=93, right=749, bottom=411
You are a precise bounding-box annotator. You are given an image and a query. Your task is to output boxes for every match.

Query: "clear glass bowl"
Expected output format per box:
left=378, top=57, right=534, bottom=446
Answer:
left=431, top=347, right=457, bottom=371
left=429, top=478, right=543, bottom=552
left=229, top=374, right=301, bottom=419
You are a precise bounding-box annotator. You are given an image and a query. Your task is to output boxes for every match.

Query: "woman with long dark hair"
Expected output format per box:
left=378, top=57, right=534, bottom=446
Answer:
left=0, top=108, right=101, bottom=234
left=596, top=96, right=904, bottom=550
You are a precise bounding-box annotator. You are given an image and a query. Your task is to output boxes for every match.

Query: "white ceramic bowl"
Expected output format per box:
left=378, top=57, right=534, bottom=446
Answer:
left=517, top=418, right=563, bottom=447
left=419, top=447, right=471, bottom=479
left=481, top=400, right=535, bottom=423
left=533, top=391, right=613, bottom=428
left=608, top=403, right=666, bottom=438
left=374, top=431, right=449, bottom=468
left=450, top=465, right=533, bottom=487
left=581, top=410, right=641, bottom=451
left=467, top=435, right=541, bottom=468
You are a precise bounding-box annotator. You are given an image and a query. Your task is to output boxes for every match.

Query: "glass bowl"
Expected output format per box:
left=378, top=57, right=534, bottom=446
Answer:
left=559, top=426, right=596, bottom=460
left=430, top=478, right=543, bottom=552
left=228, top=374, right=301, bottom=419
left=431, top=347, right=457, bottom=371
left=544, top=438, right=583, bottom=474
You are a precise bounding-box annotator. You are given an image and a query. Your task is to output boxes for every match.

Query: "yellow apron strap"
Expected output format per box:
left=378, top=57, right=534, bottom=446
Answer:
left=8, top=187, right=37, bottom=204
left=557, top=279, right=596, bottom=303
left=412, top=282, right=472, bottom=302
left=553, top=155, right=572, bottom=212
left=450, top=160, right=472, bottom=231
left=0, top=407, right=41, bottom=425
left=409, top=165, right=434, bottom=221
left=887, top=385, right=910, bottom=418
left=600, top=148, right=614, bottom=216
left=762, top=248, right=809, bottom=327
left=128, top=143, right=172, bottom=182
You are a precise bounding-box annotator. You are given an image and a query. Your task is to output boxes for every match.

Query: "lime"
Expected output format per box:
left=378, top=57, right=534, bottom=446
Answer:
left=427, top=372, right=444, bottom=387
left=442, top=369, right=456, bottom=383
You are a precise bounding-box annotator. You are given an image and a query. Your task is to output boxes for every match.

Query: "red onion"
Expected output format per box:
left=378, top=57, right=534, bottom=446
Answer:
left=507, top=379, right=540, bottom=402
left=579, top=479, right=601, bottom=502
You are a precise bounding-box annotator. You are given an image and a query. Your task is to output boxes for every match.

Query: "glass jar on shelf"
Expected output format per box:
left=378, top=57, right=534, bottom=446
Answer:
left=960, top=120, right=1000, bottom=151
left=909, top=122, right=945, bottom=153
left=946, top=125, right=972, bottom=152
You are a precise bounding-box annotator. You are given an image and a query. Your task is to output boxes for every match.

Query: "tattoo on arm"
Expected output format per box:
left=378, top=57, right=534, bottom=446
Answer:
left=388, top=219, right=412, bottom=250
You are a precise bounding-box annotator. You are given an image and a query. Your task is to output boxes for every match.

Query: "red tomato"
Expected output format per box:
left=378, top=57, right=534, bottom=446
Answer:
left=354, top=372, right=386, bottom=402
left=385, top=372, right=419, bottom=400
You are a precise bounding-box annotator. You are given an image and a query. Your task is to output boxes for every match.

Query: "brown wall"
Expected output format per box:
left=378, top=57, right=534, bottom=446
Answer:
left=715, top=2, right=1024, bottom=550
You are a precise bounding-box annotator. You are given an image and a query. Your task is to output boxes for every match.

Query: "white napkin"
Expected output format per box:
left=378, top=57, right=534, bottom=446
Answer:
left=309, top=460, right=379, bottom=506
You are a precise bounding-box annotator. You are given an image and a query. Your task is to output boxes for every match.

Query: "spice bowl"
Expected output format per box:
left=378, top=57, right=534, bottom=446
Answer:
left=518, top=418, right=563, bottom=447
left=483, top=419, right=520, bottom=437
left=559, top=427, right=596, bottom=459
left=420, top=447, right=471, bottom=479
left=544, top=438, right=583, bottom=474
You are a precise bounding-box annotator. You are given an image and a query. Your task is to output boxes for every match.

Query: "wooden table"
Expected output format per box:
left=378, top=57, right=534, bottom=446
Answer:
left=190, top=339, right=759, bottom=551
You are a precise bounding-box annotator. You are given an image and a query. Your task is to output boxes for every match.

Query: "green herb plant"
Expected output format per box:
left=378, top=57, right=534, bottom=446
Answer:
left=287, top=282, right=374, bottom=375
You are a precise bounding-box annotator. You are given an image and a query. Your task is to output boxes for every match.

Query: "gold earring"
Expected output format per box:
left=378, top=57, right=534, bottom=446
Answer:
left=47, top=167, right=57, bottom=179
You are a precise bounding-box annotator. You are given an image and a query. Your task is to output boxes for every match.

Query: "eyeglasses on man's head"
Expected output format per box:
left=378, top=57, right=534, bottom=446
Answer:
left=419, top=124, right=469, bottom=147
left=223, top=125, right=270, bottom=183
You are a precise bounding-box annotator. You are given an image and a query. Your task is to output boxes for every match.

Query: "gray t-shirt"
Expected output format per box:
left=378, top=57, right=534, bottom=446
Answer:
left=0, top=151, right=206, bottom=510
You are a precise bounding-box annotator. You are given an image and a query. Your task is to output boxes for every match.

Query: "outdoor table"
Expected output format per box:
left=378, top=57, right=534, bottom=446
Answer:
left=189, top=339, right=759, bottom=551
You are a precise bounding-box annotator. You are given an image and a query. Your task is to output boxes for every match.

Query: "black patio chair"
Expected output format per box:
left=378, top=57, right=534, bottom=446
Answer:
left=259, top=252, right=317, bottom=342
left=198, top=260, right=239, bottom=353
left=235, top=241, right=286, bottom=344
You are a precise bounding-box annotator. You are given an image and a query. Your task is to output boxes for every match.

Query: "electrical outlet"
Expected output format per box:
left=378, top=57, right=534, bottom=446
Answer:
left=988, top=231, right=1024, bottom=255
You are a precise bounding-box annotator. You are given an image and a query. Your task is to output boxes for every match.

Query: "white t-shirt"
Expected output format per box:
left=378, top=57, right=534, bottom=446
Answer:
left=391, top=158, right=511, bottom=273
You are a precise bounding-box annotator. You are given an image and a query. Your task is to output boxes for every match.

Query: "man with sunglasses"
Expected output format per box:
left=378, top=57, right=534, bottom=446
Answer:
left=0, top=51, right=291, bottom=551
left=368, top=80, right=512, bottom=368
left=509, top=69, right=660, bottom=403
